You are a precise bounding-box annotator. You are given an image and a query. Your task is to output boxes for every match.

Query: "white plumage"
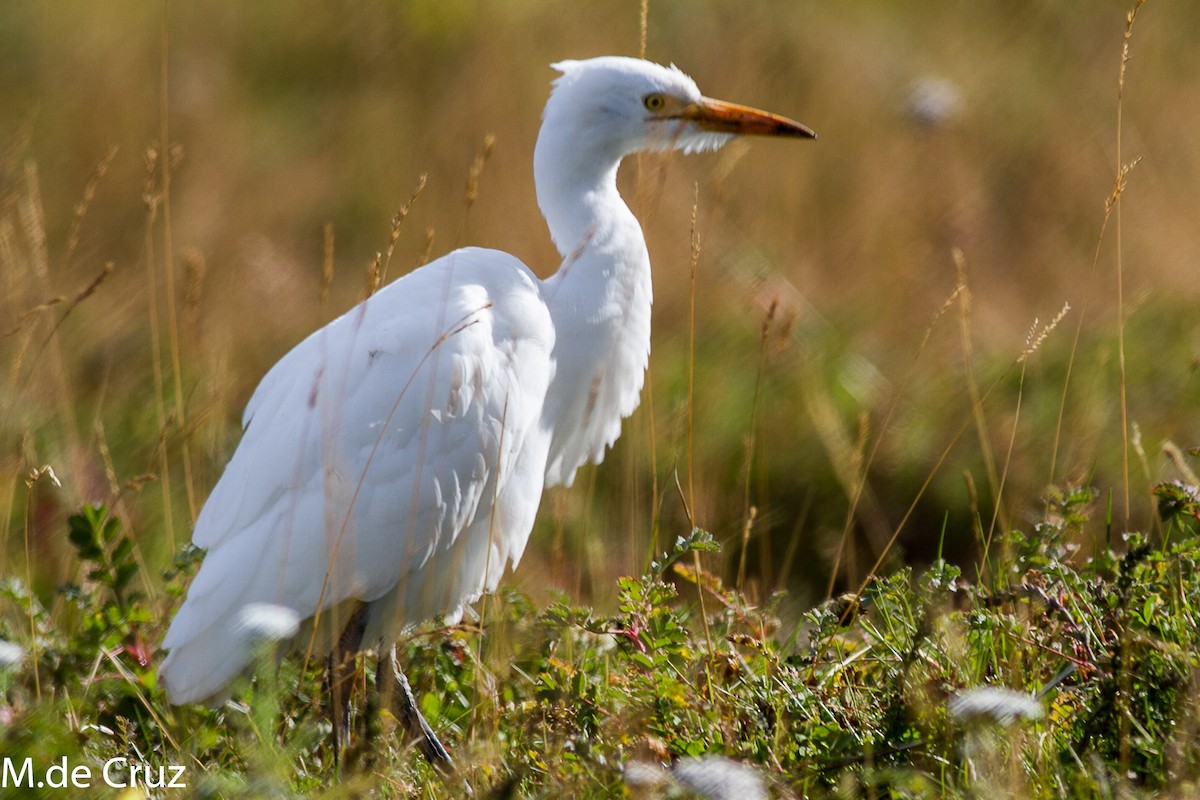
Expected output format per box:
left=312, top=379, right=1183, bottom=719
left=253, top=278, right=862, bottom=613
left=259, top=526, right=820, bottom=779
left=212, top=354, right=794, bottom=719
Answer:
left=159, top=56, right=812, bottom=705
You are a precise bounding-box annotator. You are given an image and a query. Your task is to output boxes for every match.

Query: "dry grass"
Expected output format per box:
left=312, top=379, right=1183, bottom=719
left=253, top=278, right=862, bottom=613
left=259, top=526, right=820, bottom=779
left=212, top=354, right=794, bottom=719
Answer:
left=0, top=4, right=1198, bottom=793
left=2, top=0, right=1198, bottom=609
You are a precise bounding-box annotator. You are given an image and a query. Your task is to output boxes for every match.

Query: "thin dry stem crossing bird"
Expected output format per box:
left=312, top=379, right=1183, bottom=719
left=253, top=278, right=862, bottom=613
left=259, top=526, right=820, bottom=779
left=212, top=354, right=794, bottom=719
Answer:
left=159, top=56, right=813, bottom=764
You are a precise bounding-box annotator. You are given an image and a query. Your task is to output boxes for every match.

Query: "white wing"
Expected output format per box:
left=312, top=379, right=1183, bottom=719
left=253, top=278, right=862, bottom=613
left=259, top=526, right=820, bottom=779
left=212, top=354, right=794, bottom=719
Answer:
left=159, top=247, right=554, bottom=704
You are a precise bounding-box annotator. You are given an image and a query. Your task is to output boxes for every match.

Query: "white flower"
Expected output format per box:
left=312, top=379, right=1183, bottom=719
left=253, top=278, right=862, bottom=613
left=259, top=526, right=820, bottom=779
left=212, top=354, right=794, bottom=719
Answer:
left=624, top=756, right=766, bottom=799
left=906, top=77, right=962, bottom=129
left=234, top=603, right=301, bottom=644
left=672, top=756, right=766, bottom=800
left=0, top=640, right=23, bottom=668
left=622, top=761, right=669, bottom=791
left=950, top=686, right=1044, bottom=725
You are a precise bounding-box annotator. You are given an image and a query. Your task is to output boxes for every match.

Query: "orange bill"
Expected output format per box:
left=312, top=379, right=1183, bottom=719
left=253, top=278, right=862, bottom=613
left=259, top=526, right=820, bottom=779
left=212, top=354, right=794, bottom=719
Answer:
left=676, top=96, right=816, bottom=139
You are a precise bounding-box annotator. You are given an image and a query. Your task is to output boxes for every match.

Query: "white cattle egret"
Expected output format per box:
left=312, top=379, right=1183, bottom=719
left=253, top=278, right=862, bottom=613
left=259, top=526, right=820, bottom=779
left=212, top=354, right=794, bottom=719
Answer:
left=159, top=56, right=813, bottom=761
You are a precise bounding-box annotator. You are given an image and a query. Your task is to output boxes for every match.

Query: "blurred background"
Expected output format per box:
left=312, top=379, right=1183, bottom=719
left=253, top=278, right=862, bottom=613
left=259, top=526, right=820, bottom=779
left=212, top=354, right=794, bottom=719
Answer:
left=1, top=1, right=1197, bottom=617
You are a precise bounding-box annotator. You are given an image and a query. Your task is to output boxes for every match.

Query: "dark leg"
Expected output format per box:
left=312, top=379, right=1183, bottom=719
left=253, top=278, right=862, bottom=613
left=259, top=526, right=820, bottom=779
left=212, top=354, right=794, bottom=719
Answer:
left=383, top=643, right=454, bottom=770
left=327, top=604, right=368, bottom=764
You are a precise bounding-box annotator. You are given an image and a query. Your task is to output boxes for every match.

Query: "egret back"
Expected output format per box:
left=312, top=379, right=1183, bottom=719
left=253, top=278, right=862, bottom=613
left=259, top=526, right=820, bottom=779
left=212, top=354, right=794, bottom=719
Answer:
left=159, top=247, right=554, bottom=704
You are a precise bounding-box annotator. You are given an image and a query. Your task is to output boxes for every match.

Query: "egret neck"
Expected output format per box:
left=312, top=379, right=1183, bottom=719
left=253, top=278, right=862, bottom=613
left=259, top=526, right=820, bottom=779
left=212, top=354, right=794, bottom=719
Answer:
left=535, top=93, right=654, bottom=488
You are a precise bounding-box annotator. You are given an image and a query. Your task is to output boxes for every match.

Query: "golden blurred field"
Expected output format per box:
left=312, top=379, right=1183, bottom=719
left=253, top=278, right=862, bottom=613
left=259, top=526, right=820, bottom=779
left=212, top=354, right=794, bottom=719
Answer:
left=2, top=0, right=1198, bottom=616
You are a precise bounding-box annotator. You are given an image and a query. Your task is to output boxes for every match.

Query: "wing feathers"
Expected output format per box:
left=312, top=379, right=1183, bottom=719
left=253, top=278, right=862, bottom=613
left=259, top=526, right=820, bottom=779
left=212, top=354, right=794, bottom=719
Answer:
left=160, top=248, right=554, bottom=704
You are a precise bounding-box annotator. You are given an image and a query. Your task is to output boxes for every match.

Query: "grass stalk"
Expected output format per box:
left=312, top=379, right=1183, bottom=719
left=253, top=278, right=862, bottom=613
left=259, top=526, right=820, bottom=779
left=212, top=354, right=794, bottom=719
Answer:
left=825, top=281, right=963, bottom=600
left=1113, top=0, right=1148, bottom=524
left=953, top=250, right=1006, bottom=535
left=159, top=4, right=196, bottom=524
left=686, top=185, right=712, bottom=654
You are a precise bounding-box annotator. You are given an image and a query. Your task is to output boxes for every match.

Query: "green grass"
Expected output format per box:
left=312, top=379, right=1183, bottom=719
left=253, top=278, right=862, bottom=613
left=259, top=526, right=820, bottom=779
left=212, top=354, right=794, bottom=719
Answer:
left=1, top=0, right=1199, bottom=797
left=4, top=493, right=1200, bottom=797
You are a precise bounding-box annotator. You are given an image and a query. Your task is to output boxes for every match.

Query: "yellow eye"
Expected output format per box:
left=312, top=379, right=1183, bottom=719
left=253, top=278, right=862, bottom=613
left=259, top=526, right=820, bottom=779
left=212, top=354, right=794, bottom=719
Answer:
left=643, top=93, right=667, bottom=112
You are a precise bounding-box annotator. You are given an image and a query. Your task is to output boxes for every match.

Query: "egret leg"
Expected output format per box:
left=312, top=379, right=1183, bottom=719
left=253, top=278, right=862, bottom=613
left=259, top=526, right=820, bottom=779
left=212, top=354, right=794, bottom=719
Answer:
left=328, top=604, right=368, bottom=764
left=325, top=609, right=455, bottom=776
left=382, top=643, right=454, bottom=770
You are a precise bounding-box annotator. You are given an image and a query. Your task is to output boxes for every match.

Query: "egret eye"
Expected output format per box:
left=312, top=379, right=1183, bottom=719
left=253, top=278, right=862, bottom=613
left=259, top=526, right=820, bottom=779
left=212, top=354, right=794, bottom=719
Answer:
left=643, top=93, right=667, bottom=112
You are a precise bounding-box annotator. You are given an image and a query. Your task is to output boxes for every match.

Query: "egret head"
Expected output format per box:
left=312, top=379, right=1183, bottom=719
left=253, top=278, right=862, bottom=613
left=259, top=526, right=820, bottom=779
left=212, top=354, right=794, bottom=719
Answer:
left=535, top=56, right=813, bottom=255
left=543, top=57, right=815, bottom=160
